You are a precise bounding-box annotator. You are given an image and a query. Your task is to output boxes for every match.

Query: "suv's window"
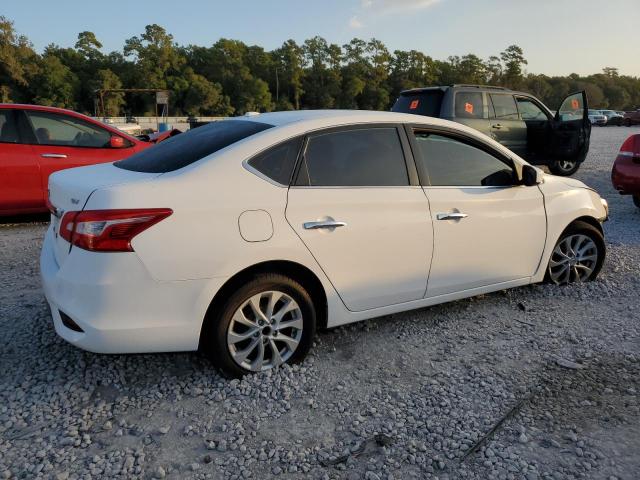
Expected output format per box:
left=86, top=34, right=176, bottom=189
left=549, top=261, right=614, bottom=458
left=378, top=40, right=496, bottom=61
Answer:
left=25, top=111, right=112, bottom=148
left=412, top=131, right=515, bottom=187
left=296, top=128, right=409, bottom=187
left=117, top=120, right=273, bottom=173
left=0, top=111, right=18, bottom=143
left=516, top=98, right=549, bottom=121
left=559, top=93, right=585, bottom=121
left=391, top=90, right=444, bottom=117
left=455, top=92, right=485, bottom=119
left=247, top=137, right=302, bottom=185
left=489, top=94, right=519, bottom=120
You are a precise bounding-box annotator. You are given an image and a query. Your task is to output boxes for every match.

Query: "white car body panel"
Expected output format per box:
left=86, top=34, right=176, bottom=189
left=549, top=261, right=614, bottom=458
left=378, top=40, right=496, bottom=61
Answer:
left=40, top=110, right=607, bottom=354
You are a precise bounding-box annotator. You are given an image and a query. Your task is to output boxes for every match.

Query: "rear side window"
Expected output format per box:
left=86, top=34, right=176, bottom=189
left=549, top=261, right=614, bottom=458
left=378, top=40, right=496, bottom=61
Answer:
left=455, top=92, right=486, bottom=119
left=247, top=137, right=302, bottom=185
left=412, top=131, right=515, bottom=187
left=296, top=128, right=409, bottom=187
left=116, top=120, right=273, bottom=173
left=0, top=110, right=18, bottom=143
left=391, top=90, right=444, bottom=117
left=489, top=94, right=519, bottom=120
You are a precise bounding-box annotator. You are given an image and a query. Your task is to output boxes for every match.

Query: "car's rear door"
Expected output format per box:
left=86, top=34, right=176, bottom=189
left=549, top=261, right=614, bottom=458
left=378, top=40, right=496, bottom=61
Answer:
left=549, top=91, right=590, bottom=162
left=488, top=93, right=528, bottom=157
left=406, top=127, right=546, bottom=297
left=21, top=110, right=136, bottom=193
left=0, top=109, right=44, bottom=213
left=451, top=91, right=492, bottom=137
left=285, top=125, right=433, bottom=312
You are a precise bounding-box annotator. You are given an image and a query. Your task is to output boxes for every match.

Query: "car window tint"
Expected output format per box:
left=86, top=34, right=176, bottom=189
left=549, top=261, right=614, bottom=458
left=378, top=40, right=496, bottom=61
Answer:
left=25, top=111, right=112, bottom=148
left=0, top=111, right=18, bottom=143
left=516, top=98, right=548, bottom=121
left=391, top=90, right=444, bottom=117
left=455, top=92, right=485, bottom=119
left=248, top=137, right=302, bottom=185
left=489, top=94, right=519, bottom=120
left=116, top=120, right=273, bottom=173
left=298, top=128, right=408, bottom=187
left=558, top=93, right=585, bottom=122
left=413, top=132, right=515, bottom=187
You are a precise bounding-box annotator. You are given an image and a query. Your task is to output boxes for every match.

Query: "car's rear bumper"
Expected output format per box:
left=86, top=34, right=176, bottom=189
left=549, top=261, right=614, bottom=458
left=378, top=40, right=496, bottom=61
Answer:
left=40, top=226, right=225, bottom=354
left=612, top=157, right=640, bottom=195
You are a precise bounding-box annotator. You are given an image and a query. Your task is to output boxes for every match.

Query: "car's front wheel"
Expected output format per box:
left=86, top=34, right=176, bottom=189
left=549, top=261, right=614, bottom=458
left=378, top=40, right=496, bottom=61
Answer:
left=546, top=221, right=605, bottom=285
left=203, top=274, right=316, bottom=377
left=549, top=159, right=580, bottom=176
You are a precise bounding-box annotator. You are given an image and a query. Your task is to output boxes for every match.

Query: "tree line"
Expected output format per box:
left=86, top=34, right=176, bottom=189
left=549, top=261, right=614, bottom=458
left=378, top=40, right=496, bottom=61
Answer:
left=1, top=17, right=639, bottom=117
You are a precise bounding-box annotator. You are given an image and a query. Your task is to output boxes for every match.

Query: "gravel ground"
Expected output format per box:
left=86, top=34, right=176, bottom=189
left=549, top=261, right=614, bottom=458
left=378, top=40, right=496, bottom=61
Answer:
left=1, top=126, right=639, bottom=480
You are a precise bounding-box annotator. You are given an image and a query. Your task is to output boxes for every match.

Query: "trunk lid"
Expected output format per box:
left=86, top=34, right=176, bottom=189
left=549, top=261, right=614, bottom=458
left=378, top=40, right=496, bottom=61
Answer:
left=48, top=163, right=160, bottom=266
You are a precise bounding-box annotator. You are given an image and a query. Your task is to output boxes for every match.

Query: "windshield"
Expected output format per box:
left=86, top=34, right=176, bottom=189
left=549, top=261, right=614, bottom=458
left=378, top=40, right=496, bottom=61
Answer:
left=116, top=120, right=273, bottom=173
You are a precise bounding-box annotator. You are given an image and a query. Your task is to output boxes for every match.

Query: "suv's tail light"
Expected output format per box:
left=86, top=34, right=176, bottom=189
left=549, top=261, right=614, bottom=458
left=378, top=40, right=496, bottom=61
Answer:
left=619, top=134, right=640, bottom=163
left=59, top=209, right=172, bottom=252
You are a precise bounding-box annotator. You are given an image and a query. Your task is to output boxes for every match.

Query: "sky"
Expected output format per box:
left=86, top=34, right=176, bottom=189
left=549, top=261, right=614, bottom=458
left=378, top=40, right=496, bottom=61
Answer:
left=3, top=0, right=640, bottom=76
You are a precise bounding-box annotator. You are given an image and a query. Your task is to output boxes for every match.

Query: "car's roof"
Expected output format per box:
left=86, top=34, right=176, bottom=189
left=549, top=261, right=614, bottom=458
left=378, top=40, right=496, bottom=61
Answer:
left=0, top=103, right=86, bottom=115
left=234, top=109, right=456, bottom=129
left=400, top=84, right=522, bottom=95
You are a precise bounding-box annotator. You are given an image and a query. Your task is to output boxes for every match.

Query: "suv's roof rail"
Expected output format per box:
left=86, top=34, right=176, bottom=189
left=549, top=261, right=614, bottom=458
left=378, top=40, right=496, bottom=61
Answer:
left=450, top=84, right=509, bottom=90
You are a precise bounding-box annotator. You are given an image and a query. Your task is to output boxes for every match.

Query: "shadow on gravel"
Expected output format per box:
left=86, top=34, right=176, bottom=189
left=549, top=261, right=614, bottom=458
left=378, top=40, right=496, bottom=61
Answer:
left=0, top=213, right=49, bottom=225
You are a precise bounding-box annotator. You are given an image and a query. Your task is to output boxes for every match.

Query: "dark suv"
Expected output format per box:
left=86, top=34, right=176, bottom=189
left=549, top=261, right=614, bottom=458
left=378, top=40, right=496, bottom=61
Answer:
left=392, top=85, right=591, bottom=176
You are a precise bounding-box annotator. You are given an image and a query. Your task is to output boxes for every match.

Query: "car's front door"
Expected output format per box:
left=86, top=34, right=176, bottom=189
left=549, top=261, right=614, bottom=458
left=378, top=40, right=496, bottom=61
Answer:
left=407, top=128, right=546, bottom=297
left=21, top=110, right=135, bottom=195
left=514, top=95, right=552, bottom=165
left=548, top=91, right=591, bottom=173
left=488, top=93, right=528, bottom=157
left=285, top=125, right=433, bottom=312
left=0, top=109, right=44, bottom=213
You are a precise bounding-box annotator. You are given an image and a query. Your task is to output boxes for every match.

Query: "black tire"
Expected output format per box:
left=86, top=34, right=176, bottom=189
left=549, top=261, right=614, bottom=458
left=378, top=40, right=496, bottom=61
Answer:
left=624, top=119, right=632, bottom=127
left=633, top=194, right=640, bottom=209
left=549, top=159, right=581, bottom=176
left=545, top=220, right=605, bottom=285
left=201, top=273, right=316, bottom=378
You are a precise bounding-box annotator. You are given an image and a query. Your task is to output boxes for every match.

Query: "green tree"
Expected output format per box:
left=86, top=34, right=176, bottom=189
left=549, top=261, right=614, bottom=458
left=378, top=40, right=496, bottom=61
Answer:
left=0, top=16, right=38, bottom=102
left=91, top=69, right=125, bottom=116
left=31, top=54, right=78, bottom=108
left=500, top=45, right=527, bottom=88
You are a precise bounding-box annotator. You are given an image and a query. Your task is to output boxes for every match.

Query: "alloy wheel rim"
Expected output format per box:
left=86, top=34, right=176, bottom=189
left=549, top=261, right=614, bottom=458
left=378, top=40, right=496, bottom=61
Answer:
left=227, top=290, right=303, bottom=372
left=557, top=160, right=576, bottom=172
left=548, top=234, right=598, bottom=285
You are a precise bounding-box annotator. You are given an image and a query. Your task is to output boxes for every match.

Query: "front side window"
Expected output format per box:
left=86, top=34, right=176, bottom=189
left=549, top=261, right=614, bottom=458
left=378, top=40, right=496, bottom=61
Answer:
left=516, top=97, right=549, bottom=121
left=0, top=111, right=18, bottom=143
left=412, top=131, right=515, bottom=187
left=247, top=137, right=302, bottom=185
left=455, top=92, right=486, bottom=119
left=296, top=127, right=409, bottom=187
left=558, top=93, right=585, bottom=121
left=117, top=120, right=273, bottom=173
left=25, top=111, right=112, bottom=148
left=489, top=94, right=519, bottom=120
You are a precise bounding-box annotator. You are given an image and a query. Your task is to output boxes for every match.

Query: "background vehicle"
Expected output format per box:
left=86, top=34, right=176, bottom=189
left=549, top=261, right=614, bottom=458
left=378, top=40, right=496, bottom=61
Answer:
left=588, top=109, right=607, bottom=126
left=41, top=110, right=608, bottom=377
left=623, top=110, right=640, bottom=126
left=612, top=134, right=640, bottom=208
left=392, top=85, right=591, bottom=176
left=0, top=104, right=167, bottom=215
left=599, top=109, right=624, bottom=126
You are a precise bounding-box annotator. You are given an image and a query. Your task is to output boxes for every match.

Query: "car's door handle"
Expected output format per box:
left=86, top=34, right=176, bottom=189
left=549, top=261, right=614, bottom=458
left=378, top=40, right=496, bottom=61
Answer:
left=436, top=212, right=469, bottom=221
left=492, top=124, right=503, bottom=130
left=41, top=153, right=68, bottom=159
left=303, top=220, right=347, bottom=230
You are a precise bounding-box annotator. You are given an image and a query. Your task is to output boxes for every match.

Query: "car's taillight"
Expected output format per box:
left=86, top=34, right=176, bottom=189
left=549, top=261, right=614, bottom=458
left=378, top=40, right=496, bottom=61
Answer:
left=60, top=209, right=172, bottom=252
left=619, top=134, right=640, bottom=163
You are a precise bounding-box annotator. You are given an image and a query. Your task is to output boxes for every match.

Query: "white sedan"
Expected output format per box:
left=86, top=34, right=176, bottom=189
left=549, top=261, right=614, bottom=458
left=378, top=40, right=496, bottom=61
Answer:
left=41, top=110, right=608, bottom=377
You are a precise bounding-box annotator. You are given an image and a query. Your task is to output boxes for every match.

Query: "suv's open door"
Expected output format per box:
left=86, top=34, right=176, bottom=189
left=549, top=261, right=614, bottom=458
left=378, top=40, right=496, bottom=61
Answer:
left=547, top=91, right=590, bottom=176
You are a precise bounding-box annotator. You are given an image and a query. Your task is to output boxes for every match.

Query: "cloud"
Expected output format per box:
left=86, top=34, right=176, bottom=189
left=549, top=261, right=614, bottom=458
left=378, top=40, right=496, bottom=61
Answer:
left=349, top=16, right=364, bottom=29
left=361, top=0, right=441, bottom=13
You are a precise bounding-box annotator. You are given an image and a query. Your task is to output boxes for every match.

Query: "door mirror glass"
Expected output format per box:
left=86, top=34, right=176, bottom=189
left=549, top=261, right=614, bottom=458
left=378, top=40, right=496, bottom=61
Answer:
left=521, top=164, right=540, bottom=186
left=110, top=135, right=125, bottom=148
left=557, top=92, right=585, bottom=122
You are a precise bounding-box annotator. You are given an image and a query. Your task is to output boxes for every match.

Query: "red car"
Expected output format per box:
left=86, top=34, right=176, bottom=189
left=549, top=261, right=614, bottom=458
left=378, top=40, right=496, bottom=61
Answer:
left=611, top=134, right=640, bottom=209
left=0, top=104, right=171, bottom=215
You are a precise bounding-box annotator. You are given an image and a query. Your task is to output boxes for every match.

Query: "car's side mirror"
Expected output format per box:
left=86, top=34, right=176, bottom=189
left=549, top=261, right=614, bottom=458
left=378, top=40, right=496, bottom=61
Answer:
left=110, top=136, right=125, bottom=148
left=521, top=164, right=541, bottom=186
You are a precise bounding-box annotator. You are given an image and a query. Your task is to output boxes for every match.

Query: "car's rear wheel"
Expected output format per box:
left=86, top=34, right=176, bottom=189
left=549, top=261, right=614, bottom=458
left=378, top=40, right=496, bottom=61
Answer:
left=549, top=159, right=580, bottom=176
left=203, top=274, right=316, bottom=377
left=633, top=194, right=640, bottom=209
left=546, top=221, right=605, bottom=285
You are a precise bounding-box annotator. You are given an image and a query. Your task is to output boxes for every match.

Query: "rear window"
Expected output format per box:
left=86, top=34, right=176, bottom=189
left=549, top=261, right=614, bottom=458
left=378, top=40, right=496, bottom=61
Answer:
left=392, top=90, right=444, bottom=117
left=116, top=120, right=273, bottom=173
